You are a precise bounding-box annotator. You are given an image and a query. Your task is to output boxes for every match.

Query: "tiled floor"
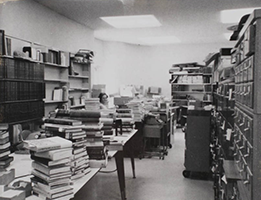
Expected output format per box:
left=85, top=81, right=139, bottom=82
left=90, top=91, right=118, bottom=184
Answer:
left=74, top=129, right=213, bottom=200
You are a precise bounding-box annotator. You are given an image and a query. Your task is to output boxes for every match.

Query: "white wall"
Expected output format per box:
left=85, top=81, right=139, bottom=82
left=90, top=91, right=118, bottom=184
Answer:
left=0, top=0, right=235, bottom=98
left=94, top=40, right=234, bottom=98
left=0, top=0, right=95, bottom=53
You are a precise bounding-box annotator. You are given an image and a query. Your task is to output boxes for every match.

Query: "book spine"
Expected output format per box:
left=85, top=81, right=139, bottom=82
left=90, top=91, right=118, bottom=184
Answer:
left=44, top=119, right=75, bottom=126
left=0, top=57, right=5, bottom=79
left=5, top=38, right=12, bottom=56
left=0, top=30, right=5, bottom=55
left=0, top=80, right=5, bottom=102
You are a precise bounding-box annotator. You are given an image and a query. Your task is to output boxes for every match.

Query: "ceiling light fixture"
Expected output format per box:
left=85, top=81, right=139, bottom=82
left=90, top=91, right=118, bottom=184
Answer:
left=100, top=15, right=161, bottom=29
left=220, top=7, right=261, bottom=24
left=139, top=36, right=181, bottom=45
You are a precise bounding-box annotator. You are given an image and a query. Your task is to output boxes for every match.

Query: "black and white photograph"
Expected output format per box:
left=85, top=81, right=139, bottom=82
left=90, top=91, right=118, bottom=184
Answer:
left=0, top=0, right=261, bottom=199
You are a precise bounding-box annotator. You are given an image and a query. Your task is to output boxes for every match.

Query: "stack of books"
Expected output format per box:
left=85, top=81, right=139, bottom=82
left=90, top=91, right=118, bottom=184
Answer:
left=126, top=99, right=145, bottom=122
left=55, top=110, right=107, bottom=168
left=116, top=109, right=135, bottom=132
left=143, top=99, right=159, bottom=112
left=83, top=124, right=107, bottom=168
left=70, top=146, right=90, bottom=181
left=100, top=109, right=115, bottom=136
left=23, top=136, right=74, bottom=200
left=44, top=118, right=90, bottom=180
left=0, top=124, right=13, bottom=169
left=84, top=98, right=100, bottom=110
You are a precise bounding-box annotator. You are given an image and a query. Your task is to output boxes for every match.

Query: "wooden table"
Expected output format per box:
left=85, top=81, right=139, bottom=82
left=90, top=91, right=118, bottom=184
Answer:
left=7, top=129, right=138, bottom=200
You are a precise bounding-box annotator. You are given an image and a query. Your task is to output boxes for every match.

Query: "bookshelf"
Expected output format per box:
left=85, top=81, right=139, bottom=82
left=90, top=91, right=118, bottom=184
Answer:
left=68, top=60, right=91, bottom=109
left=0, top=30, right=72, bottom=118
left=0, top=56, right=45, bottom=124
left=44, top=61, right=70, bottom=117
left=169, top=63, right=212, bottom=127
left=169, top=64, right=212, bottom=107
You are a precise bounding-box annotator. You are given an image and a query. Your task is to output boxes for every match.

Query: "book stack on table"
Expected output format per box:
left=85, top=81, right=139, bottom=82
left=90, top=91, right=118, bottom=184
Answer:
left=126, top=100, right=145, bottom=122
left=55, top=109, right=107, bottom=168
left=23, top=136, right=74, bottom=200
left=100, top=109, right=115, bottom=136
left=0, top=123, right=13, bottom=169
left=83, top=123, right=107, bottom=168
left=43, top=118, right=90, bottom=180
left=84, top=98, right=100, bottom=110
left=116, top=108, right=135, bottom=132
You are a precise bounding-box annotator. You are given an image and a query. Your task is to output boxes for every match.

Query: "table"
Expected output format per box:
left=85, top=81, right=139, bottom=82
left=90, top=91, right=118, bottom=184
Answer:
left=107, top=129, right=137, bottom=200
left=7, top=129, right=137, bottom=200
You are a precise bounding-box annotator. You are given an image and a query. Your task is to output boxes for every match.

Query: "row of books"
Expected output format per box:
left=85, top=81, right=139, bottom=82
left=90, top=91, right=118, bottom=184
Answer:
left=22, top=46, right=70, bottom=66
left=24, top=136, right=74, bottom=200
left=0, top=124, right=13, bottom=169
left=0, top=57, right=45, bottom=80
left=0, top=101, right=44, bottom=123
left=0, top=80, right=45, bottom=102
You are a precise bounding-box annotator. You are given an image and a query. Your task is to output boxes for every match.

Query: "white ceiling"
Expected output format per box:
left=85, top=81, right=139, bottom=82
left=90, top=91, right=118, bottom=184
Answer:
left=34, top=0, right=261, bottom=45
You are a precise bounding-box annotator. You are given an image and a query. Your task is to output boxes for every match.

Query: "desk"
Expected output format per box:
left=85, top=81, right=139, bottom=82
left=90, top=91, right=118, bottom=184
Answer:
left=7, top=129, right=137, bottom=200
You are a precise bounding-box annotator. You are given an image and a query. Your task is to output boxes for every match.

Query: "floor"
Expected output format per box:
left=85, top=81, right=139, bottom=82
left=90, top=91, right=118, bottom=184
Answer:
left=73, top=129, right=213, bottom=200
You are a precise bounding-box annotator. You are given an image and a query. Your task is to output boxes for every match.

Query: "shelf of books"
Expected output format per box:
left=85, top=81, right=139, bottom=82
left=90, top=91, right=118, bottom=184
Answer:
left=169, top=62, right=213, bottom=107
left=68, top=58, right=92, bottom=109
left=0, top=54, right=45, bottom=124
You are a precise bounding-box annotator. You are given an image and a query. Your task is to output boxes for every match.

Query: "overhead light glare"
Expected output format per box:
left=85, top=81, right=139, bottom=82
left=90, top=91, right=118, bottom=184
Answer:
left=100, top=15, right=161, bottom=29
left=139, top=36, right=181, bottom=45
left=220, top=7, right=261, bottom=24
left=223, top=33, right=232, bottom=40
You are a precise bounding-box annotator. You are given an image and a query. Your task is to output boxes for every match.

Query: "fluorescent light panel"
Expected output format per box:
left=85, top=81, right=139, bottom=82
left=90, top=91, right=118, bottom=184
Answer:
left=220, top=7, right=261, bottom=24
left=100, top=15, right=161, bottom=28
left=139, top=36, right=181, bottom=45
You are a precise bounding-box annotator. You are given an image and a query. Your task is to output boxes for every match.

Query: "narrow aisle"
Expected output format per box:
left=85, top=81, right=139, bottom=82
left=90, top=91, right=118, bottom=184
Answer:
left=74, top=129, right=213, bottom=200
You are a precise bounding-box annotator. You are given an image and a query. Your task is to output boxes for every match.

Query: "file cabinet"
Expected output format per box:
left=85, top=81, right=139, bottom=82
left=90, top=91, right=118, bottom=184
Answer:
left=231, top=9, right=261, bottom=200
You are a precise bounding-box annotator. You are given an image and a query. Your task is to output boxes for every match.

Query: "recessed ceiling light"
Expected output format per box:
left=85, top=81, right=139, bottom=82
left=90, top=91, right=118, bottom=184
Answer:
left=220, top=7, right=261, bottom=24
left=139, top=36, right=181, bottom=45
left=100, top=15, right=161, bottom=29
